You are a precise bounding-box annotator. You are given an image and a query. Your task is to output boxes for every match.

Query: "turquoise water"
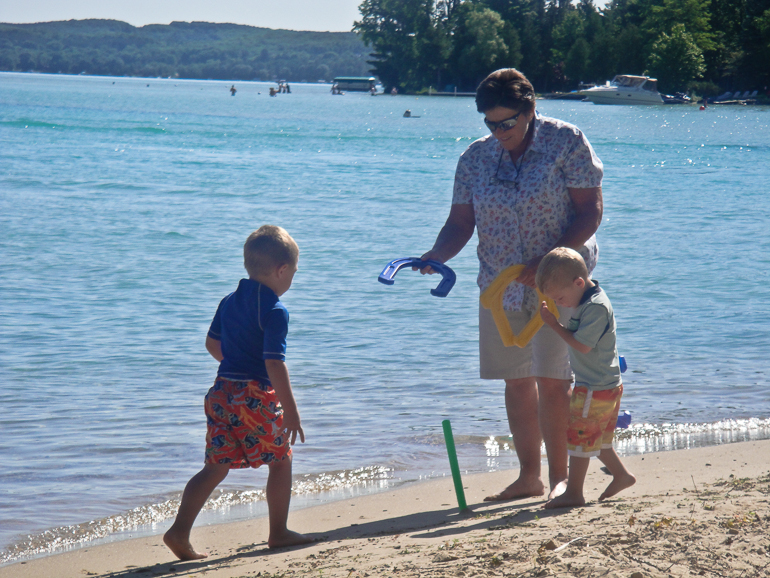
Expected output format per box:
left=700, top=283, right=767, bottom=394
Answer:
left=1, top=72, right=769, bottom=562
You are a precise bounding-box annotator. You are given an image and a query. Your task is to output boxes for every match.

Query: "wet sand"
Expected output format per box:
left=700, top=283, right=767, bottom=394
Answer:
left=2, top=439, right=769, bottom=578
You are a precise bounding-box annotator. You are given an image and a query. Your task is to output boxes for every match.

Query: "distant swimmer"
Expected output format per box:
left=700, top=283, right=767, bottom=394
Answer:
left=269, top=87, right=278, bottom=97
left=391, top=86, right=398, bottom=95
left=230, top=85, right=237, bottom=96
left=403, top=109, right=420, bottom=118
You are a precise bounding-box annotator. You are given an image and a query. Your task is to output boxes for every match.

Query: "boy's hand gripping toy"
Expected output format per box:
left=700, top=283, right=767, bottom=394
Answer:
left=479, top=264, right=559, bottom=348
left=378, top=258, right=456, bottom=297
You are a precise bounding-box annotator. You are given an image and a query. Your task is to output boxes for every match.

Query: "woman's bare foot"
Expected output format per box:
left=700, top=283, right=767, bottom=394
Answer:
left=598, top=472, right=636, bottom=501
left=268, top=529, right=315, bottom=549
left=484, top=477, right=545, bottom=502
left=544, top=490, right=585, bottom=510
left=163, top=529, right=208, bottom=561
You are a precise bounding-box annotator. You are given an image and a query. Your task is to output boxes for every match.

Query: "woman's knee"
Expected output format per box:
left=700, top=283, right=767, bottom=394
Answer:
left=505, top=376, right=537, bottom=391
left=536, top=377, right=572, bottom=399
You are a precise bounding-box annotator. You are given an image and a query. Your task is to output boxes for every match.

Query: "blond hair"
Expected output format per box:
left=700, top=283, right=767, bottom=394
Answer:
left=243, top=225, right=299, bottom=279
left=535, top=247, right=589, bottom=292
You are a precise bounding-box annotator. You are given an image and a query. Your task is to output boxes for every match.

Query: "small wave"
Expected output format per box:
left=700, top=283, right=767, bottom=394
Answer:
left=92, top=182, right=151, bottom=191
left=126, top=126, right=167, bottom=134
left=0, top=465, right=392, bottom=565
left=1, top=119, right=168, bottom=134
left=613, top=417, right=770, bottom=454
left=476, top=417, right=770, bottom=457
left=1, top=119, right=60, bottom=129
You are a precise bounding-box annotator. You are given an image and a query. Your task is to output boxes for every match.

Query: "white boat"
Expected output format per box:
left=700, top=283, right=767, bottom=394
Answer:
left=580, top=75, right=664, bottom=105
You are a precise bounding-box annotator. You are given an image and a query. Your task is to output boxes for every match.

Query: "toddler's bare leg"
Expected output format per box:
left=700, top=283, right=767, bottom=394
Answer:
left=164, top=463, right=229, bottom=560
left=545, top=455, right=589, bottom=509
left=598, top=448, right=636, bottom=501
left=266, top=454, right=313, bottom=548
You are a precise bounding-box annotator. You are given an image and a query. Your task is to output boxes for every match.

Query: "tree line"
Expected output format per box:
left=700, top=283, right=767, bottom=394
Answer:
left=0, top=19, right=372, bottom=82
left=353, top=0, right=770, bottom=95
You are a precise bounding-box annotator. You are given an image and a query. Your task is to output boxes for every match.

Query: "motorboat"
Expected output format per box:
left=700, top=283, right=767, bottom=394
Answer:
left=580, top=75, right=664, bottom=105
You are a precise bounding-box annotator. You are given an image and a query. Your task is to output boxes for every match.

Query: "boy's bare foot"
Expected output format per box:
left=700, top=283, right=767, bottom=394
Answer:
left=544, top=491, right=585, bottom=510
left=598, top=472, right=636, bottom=501
left=548, top=479, right=568, bottom=500
left=268, top=529, right=315, bottom=549
left=163, top=529, right=208, bottom=561
left=484, top=478, right=545, bottom=501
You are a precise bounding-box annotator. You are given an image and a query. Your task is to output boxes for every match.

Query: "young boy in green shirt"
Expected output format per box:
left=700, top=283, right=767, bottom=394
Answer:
left=536, top=247, right=636, bottom=509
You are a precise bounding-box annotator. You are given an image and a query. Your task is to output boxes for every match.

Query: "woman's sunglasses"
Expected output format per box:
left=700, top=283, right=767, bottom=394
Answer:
left=484, top=111, right=523, bottom=133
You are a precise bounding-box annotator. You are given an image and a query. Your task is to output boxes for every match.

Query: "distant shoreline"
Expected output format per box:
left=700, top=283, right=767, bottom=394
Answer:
left=0, top=20, right=371, bottom=84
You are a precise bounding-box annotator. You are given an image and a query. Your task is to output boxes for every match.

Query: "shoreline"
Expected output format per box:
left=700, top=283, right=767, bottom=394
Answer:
left=4, top=418, right=769, bottom=566
left=3, top=420, right=770, bottom=566
left=2, top=438, right=769, bottom=577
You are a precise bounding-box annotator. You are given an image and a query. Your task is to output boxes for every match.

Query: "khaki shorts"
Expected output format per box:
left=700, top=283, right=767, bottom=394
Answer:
left=479, top=304, right=573, bottom=381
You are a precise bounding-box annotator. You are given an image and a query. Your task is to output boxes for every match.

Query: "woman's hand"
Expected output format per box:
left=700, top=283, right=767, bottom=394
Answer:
left=515, top=255, right=543, bottom=288
left=415, top=250, right=443, bottom=275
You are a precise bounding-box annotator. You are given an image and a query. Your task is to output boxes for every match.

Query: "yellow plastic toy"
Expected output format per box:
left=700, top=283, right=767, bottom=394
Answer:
left=479, top=264, right=559, bottom=348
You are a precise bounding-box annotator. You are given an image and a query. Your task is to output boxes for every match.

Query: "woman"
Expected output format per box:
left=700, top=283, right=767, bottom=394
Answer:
left=420, top=68, right=603, bottom=500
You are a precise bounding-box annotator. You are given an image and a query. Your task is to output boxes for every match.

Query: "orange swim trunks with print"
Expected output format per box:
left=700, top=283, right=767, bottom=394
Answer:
left=204, top=376, right=291, bottom=468
left=566, top=384, right=623, bottom=458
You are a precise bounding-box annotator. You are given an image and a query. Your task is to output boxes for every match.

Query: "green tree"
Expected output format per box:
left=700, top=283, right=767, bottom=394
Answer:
left=738, top=3, right=770, bottom=86
left=616, top=24, right=648, bottom=76
left=451, top=5, right=511, bottom=88
left=353, top=0, right=438, bottom=91
left=565, top=37, right=591, bottom=83
left=551, top=10, right=587, bottom=87
left=642, top=0, right=716, bottom=52
left=647, top=23, right=706, bottom=91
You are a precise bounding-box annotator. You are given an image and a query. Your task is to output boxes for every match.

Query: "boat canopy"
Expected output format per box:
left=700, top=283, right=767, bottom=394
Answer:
left=332, top=76, right=377, bottom=91
left=612, top=75, right=659, bottom=92
left=333, top=77, right=376, bottom=82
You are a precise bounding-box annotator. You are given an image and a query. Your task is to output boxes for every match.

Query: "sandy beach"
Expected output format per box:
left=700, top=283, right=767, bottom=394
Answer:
left=3, top=439, right=769, bottom=578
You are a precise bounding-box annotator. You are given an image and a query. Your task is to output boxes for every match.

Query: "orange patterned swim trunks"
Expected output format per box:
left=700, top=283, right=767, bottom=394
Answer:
left=204, top=376, right=292, bottom=468
left=567, top=384, right=623, bottom=458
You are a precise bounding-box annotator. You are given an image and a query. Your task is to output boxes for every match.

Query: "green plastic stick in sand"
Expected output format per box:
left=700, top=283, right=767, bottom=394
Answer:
left=442, top=419, right=468, bottom=511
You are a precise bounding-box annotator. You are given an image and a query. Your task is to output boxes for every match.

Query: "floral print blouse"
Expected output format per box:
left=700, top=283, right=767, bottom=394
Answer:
left=452, top=113, right=603, bottom=312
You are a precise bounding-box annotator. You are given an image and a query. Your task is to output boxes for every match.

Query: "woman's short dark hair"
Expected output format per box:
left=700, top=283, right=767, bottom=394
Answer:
left=476, top=68, right=536, bottom=114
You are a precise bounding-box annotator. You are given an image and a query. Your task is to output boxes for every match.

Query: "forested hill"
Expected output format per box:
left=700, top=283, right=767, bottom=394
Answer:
left=0, top=19, right=372, bottom=81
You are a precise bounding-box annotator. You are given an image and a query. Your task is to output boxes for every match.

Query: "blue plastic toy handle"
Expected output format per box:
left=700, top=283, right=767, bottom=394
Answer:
left=616, top=410, right=632, bottom=429
left=615, top=356, right=629, bottom=429
left=378, top=257, right=457, bottom=298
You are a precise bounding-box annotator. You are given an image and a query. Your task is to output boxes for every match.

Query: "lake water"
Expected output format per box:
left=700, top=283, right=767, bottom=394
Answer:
left=1, top=72, right=769, bottom=563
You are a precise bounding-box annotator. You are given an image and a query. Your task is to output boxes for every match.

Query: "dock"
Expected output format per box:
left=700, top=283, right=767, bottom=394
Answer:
left=427, top=87, right=475, bottom=97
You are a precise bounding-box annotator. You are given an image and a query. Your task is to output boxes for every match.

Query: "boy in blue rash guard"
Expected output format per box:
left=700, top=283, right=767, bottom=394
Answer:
left=164, top=225, right=312, bottom=560
left=535, top=247, right=636, bottom=509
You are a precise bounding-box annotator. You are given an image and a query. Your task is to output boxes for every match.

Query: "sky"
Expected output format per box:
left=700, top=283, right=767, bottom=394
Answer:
left=0, top=0, right=364, bottom=32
